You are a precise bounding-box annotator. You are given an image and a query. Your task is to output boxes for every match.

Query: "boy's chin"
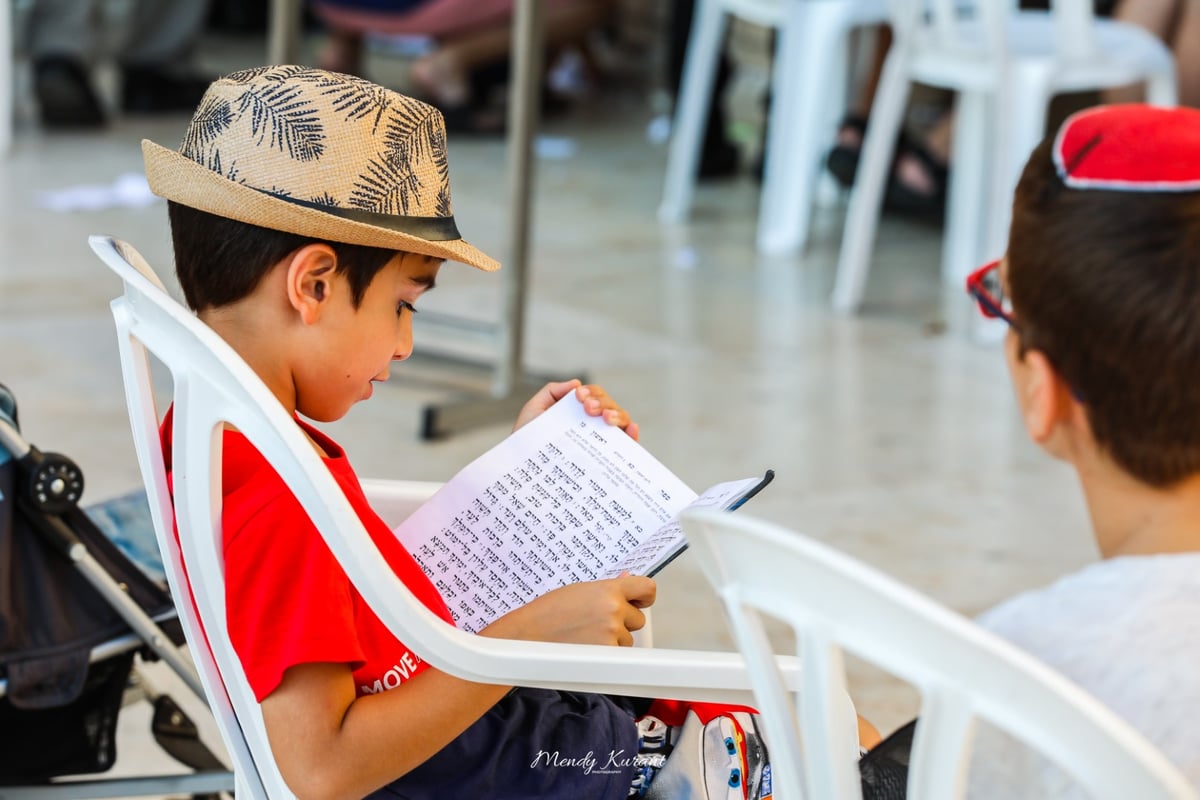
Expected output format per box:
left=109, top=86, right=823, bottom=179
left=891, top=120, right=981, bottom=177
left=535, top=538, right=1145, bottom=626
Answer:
left=298, top=402, right=355, bottom=424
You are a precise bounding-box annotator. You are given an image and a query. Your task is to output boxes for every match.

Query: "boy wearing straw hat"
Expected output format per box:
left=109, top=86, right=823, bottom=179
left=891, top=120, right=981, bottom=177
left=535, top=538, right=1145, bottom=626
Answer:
left=143, top=65, right=670, bottom=798
left=957, top=104, right=1200, bottom=794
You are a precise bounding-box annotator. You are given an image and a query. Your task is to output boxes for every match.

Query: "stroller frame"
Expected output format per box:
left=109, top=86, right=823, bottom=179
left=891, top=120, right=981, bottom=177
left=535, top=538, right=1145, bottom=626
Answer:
left=0, top=391, right=234, bottom=799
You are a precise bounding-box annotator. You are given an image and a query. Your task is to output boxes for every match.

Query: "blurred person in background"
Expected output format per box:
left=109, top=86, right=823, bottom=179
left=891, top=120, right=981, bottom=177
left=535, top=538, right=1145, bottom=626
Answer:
left=310, top=0, right=613, bottom=134
left=28, top=0, right=213, bottom=129
left=1105, top=0, right=1200, bottom=106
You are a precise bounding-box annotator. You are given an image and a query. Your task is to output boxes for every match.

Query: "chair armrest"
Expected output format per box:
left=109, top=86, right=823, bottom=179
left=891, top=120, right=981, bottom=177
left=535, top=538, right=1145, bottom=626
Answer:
left=418, top=631, right=803, bottom=707
left=360, top=478, right=443, bottom=528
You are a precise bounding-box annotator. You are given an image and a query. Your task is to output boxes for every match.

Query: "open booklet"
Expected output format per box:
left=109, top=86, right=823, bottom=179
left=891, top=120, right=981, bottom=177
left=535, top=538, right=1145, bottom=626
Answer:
left=393, top=394, right=773, bottom=633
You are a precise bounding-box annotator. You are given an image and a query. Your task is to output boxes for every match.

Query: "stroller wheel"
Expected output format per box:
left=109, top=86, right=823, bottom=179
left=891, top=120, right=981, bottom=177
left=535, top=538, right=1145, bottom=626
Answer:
left=28, top=451, right=85, bottom=513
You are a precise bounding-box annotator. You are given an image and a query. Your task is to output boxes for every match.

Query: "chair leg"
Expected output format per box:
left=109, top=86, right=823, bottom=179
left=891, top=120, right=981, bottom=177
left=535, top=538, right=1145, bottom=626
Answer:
left=940, top=90, right=989, bottom=289
left=659, top=0, right=729, bottom=224
left=986, top=68, right=1050, bottom=263
left=831, top=46, right=912, bottom=312
left=755, top=0, right=851, bottom=255
left=956, top=93, right=1011, bottom=345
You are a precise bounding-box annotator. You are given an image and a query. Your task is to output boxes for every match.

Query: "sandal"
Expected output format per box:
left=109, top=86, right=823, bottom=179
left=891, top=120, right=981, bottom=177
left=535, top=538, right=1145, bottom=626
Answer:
left=826, top=113, right=869, bottom=187
left=436, top=101, right=506, bottom=137
left=884, top=137, right=948, bottom=220
left=34, top=55, right=106, bottom=129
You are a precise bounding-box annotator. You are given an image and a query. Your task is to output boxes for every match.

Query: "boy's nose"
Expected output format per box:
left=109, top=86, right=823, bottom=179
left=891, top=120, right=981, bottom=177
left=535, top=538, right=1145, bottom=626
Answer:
left=393, top=327, right=413, bottom=362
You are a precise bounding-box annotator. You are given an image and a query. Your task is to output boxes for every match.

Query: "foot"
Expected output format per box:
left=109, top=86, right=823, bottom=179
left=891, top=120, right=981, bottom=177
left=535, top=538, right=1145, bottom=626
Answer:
left=436, top=101, right=506, bottom=137
left=884, top=138, right=949, bottom=219
left=34, top=56, right=105, bottom=129
left=317, top=31, right=365, bottom=77
left=410, top=52, right=472, bottom=108
left=121, top=67, right=211, bottom=114
left=410, top=53, right=505, bottom=136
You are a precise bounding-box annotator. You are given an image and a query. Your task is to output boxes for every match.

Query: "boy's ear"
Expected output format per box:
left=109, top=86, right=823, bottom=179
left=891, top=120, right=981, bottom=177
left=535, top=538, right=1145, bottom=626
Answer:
left=284, top=244, right=338, bottom=324
left=1017, top=348, right=1079, bottom=445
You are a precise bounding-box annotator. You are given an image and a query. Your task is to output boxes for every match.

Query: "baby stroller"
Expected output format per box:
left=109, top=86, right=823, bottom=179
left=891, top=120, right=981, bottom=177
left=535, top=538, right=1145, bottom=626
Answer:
left=0, top=382, right=234, bottom=797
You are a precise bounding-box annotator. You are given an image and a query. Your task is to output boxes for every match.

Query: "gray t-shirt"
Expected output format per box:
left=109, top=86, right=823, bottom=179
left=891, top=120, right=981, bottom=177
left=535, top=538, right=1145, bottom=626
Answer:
left=967, top=554, right=1200, bottom=798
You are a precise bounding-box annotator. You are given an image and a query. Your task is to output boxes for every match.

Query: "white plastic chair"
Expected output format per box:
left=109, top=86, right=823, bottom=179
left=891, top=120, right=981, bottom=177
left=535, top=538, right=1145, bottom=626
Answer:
left=682, top=507, right=1198, bottom=799
left=832, top=0, right=1177, bottom=312
left=658, top=0, right=888, bottom=255
left=91, top=234, right=798, bottom=798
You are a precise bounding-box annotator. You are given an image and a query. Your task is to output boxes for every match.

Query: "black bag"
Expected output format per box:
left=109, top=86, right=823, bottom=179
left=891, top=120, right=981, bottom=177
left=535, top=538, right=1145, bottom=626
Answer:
left=860, top=719, right=917, bottom=800
left=0, top=651, right=134, bottom=781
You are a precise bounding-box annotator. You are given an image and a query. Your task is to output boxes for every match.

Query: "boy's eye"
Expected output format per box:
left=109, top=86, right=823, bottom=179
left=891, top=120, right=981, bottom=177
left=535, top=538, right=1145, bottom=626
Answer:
left=397, top=300, right=418, bottom=317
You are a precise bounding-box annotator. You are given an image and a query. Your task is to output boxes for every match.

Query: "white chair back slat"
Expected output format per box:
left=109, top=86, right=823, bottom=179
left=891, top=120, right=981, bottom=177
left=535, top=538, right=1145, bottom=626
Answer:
left=798, top=629, right=862, bottom=800
left=1055, top=0, right=1100, bottom=62
left=106, top=256, right=279, bottom=797
left=904, top=685, right=976, bottom=799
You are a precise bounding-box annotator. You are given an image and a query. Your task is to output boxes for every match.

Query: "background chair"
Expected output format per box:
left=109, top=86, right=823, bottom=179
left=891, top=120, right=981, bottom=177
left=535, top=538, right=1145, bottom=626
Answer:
left=92, top=234, right=799, bottom=798
left=682, top=507, right=1197, bottom=799
left=658, top=0, right=888, bottom=255
left=832, top=0, right=1176, bottom=312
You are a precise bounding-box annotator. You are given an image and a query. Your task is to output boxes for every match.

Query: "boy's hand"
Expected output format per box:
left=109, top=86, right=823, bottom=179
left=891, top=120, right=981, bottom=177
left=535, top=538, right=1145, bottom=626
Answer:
left=513, top=379, right=640, bottom=441
left=480, top=575, right=656, bottom=647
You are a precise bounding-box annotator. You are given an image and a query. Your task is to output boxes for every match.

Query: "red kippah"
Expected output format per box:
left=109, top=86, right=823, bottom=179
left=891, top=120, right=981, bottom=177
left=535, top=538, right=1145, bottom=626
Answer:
left=1053, top=104, right=1200, bottom=192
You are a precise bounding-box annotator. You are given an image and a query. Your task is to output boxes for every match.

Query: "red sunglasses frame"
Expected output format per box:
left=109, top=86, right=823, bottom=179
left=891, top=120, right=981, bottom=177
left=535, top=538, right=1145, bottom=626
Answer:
left=965, top=260, right=1018, bottom=330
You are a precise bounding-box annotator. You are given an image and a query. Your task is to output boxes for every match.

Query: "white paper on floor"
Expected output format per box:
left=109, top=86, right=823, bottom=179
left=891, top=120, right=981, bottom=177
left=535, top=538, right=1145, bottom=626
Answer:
left=534, top=136, right=577, bottom=160
left=37, top=172, right=158, bottom=212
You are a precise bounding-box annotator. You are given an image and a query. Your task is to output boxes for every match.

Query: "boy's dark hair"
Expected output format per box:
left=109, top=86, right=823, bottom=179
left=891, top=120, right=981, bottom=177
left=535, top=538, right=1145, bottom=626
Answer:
left=167, top=201, right=399, bottom=312
left=1008, top=137, right=1200, bottom=487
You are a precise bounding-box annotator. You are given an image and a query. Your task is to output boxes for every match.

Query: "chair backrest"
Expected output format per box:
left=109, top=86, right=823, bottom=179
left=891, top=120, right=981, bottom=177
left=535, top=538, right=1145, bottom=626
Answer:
left=681, top=507, right=1198, bottom=800
left=890, top=0, right=1100, bottom=66
left=96, top=235, right=756, bottom=800
left=91, top=235, right=506, bottom=798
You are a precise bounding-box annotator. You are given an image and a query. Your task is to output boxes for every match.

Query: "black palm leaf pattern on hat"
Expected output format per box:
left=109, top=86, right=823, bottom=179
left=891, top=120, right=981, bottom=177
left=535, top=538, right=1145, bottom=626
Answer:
left=315, top=73, right=392, bottom=132
left=181, top=94, right=233, bottom=159
left=349, top=102, right=441, bottom=215
left=421, top=114, right=451, bottom=188
left=237, top=82, right=325, bottom=162
left=225, top=65, right=306, bottom=85
left=309, top=191, right=339, bottom=208
left=203, top=149, right=241, bottom=183
left=349, top=152, right=420, bottom=215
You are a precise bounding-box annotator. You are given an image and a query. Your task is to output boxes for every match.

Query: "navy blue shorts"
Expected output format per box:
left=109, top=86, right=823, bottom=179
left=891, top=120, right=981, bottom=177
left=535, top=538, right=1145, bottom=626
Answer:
left=368, top=689, right=643, bottom=800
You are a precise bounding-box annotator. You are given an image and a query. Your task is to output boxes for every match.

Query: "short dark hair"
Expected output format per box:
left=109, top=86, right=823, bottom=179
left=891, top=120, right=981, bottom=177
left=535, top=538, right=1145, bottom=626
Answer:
left=167, top=201, right=399, bottom=312
left=1008, top=136, right=1200, bottom=487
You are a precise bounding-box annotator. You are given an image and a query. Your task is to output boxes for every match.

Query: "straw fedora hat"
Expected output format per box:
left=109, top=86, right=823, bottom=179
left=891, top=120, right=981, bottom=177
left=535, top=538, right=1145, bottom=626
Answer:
left=142, top=65, right=499, bottom=272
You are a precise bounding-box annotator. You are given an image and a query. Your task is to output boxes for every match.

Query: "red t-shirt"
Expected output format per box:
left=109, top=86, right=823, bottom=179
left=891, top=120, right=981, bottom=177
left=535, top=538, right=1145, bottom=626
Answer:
left=161, top=409, right=455, bottom=702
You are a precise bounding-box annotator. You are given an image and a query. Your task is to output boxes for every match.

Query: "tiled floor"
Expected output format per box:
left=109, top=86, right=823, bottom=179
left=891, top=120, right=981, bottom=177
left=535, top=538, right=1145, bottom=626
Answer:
left=0, top=26, right=1095, bottom=794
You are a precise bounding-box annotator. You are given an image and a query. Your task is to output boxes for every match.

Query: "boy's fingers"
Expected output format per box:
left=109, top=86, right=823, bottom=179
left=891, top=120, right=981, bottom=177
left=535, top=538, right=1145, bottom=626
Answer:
left=603, top=408, right=630, bottom=427
left=620, top=575, right=657, bottom=608
left=543, top=378, right=581, bottom=402
left=624, top=605, right=647, bottom=634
